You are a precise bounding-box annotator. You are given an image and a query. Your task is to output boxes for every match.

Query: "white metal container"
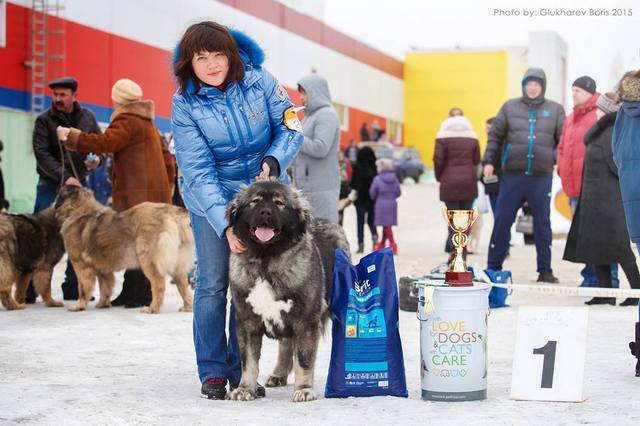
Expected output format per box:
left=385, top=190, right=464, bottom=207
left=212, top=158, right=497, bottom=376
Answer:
left=418, top=282, right=490, bottom=401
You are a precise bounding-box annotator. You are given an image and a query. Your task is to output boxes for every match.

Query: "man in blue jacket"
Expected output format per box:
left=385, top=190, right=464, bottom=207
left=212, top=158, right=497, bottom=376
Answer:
left=482, top=68, right=565, bottom=283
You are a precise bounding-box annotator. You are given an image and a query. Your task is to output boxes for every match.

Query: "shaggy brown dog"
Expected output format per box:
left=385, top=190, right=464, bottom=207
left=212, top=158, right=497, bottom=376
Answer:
left=54, top=186, right=194, bottom=313
left=0, top=207, right=65, bottom=310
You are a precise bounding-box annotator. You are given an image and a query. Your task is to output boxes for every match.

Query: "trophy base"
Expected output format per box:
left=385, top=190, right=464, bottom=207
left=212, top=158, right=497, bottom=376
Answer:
left=445, top=271, right=474, bottom=287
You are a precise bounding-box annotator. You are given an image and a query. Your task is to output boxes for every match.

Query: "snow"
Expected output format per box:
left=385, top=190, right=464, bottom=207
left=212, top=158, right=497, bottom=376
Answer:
left=1, top=182, right=638, bottom=425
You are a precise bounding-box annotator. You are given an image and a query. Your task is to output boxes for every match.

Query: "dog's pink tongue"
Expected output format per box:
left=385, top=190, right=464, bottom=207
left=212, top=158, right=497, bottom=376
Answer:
left=255, top=227, right=275, bottom=242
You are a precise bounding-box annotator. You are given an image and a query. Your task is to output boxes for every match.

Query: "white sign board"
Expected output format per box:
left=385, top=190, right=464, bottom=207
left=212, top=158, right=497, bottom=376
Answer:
left=510, top=306, right=589, bottom=402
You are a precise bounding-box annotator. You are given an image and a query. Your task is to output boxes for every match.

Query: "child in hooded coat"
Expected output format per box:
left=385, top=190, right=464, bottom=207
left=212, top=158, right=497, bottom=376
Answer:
left=370, top=158, right=401, bottom=254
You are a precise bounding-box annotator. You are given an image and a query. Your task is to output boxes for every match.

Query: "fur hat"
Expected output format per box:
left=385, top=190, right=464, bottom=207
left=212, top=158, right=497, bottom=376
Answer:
left=436, top=116, right=478, bottom=139
left=616, top=70, right=640, bottom=102
left=376, top=158, right=395, bottom=172
left=111, top=78, right=143, bottom=104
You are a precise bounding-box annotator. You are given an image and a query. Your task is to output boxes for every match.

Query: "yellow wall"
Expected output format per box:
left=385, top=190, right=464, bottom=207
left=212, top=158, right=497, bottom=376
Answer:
left=404, top=51, right=511, bottom=168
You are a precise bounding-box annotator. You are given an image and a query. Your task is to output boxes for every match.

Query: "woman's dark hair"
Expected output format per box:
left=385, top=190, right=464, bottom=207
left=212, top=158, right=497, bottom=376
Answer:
left=174, top=21, right=245, bottom=94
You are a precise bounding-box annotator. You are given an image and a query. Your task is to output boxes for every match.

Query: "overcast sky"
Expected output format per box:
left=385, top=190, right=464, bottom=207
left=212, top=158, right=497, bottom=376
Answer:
left=324, top=0, right=639, bottom=105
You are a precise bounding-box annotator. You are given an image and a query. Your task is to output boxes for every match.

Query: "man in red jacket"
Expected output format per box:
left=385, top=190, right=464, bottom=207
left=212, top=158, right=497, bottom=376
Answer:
left=558, top=76, right=599, bottom=206
left=558, top=76, right=618, bottom=288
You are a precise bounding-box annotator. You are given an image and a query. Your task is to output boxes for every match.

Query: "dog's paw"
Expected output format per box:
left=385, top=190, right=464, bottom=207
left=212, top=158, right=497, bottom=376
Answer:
left=292, top=388, right=317, bottom=402
left=230, top=387, right=256, bottom=401
left=179, top=305, right=192, bottom=313
left=95, top=300, right=111, bottom=309
left=68, top=303, right=85, bottom=312
left=265, top=375, right=287, bottom=387
left=140, top=306, right=159, bottom=314
left=6, top=302, right=26, bottom=310
left=45, top=300, right=64, bottom=308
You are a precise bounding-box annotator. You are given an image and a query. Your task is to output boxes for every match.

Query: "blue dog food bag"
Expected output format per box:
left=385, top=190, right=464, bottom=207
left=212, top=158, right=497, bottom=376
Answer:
left=325, top=248, right=408, bottom=398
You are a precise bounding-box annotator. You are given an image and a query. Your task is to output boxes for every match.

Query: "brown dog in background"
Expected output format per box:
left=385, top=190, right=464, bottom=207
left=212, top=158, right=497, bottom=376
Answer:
left=54, top=186, right=194, bottom=314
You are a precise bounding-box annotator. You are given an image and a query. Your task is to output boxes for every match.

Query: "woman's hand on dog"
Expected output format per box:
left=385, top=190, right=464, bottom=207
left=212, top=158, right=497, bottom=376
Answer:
left=256, top=163, right=276, bottom=182
left=226, top=227, right=247, bottom=254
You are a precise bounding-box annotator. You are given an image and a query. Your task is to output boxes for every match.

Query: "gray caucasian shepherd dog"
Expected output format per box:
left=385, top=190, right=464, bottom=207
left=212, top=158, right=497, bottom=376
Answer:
left=54, top=186, right=194, bottom=314
left=226, top=181, right=349, bottom=402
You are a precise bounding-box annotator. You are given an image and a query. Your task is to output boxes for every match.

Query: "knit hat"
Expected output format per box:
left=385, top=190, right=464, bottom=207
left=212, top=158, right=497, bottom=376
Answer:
left=596, top=92, right=620, bottom=114
left=376, top=158, right=395, bottom=172
left=111, top=78, right=143, bottom=104
left=616, top=70, right=640, bottom=102
left=572, top=76, right=596, bottom=94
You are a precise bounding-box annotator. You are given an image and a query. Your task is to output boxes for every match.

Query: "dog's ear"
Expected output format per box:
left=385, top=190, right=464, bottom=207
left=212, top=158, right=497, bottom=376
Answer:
left=292, top=188, right=312, bottom=225
left=226, top=185, right=249, bottom=225
left=54, top=185, right=77, bottom=209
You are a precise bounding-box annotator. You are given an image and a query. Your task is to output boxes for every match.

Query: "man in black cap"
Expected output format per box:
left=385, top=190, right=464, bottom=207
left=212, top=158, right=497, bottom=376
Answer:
left=27, top=76, right=102, bottom=303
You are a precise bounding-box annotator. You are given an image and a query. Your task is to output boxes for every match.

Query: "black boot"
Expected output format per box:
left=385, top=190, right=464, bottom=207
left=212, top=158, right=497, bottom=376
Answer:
left=630, top=322, right=640, bottom=377
left=584, top=297, right=616, bottom=306
left=111, top=276, right=133, bottom=307
left=25, top=282, right=37, bottom=304
left=124, top=270, right=152, bottom=309
left=619, top=298, right=639, bottom=306
left=201, top=378, right=228, bottom=400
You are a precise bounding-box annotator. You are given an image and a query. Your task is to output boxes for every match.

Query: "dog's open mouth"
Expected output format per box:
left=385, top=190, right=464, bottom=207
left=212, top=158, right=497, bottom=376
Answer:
left=253, top=226, right=279, bottom=243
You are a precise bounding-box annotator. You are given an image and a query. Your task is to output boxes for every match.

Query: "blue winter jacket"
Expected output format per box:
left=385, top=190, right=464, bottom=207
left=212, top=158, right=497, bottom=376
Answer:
left=612, top=101, right=640, bottom=243
left=171, top=30, right=303, bottom=237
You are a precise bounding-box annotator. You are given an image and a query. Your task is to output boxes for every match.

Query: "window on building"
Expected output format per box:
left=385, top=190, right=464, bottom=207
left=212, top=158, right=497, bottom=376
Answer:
left=333, top=102, right=349, bottom=131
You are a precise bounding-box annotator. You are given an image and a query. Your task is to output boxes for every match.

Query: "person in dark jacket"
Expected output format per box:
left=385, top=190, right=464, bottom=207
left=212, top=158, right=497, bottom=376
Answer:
left=564, top=93, right=639, bottom=306
left=482, top=68, right=565, bottom=283
left=433, top=115, right=480, bottom=259
left=359, top=122, right=371, bottom=142
left=351, top=146, right=378, bottom=253
left=59, top=78, right=176, bottom=308
left=29, top=76, right=101, bottom=302
left=370, top=158, right=401, bottom=255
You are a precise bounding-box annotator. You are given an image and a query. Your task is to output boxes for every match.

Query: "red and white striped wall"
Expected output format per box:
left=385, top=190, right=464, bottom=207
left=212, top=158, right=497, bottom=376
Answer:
left=1, top=0, right=404, bottom=145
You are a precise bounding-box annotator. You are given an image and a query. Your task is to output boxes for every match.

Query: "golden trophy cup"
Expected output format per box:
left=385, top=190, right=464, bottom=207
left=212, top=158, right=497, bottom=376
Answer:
left=443, top=208, right=478, bottom=286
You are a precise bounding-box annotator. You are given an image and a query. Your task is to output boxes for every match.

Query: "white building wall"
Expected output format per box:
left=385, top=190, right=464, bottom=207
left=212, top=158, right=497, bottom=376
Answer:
left=528, top=31, right=568, bottom=108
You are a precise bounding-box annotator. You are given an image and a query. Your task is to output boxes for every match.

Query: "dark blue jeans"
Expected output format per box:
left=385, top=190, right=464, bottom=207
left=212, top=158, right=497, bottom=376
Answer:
left=487, top=173, right=553, bottom=274
left=189, top=213, right=241, bottom=386
left=27, top=178, right=78, bottom=300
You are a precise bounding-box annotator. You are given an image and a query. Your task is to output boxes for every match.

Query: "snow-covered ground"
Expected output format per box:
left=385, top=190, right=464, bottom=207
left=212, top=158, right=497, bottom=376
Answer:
left=1, top=182, right=638, bottom=425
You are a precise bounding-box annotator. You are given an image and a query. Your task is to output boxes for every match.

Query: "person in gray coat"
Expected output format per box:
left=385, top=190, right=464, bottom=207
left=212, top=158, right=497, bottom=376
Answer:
left=482, top=67, right=565, bottom=283
left=293, top=74, right=341, bottom=223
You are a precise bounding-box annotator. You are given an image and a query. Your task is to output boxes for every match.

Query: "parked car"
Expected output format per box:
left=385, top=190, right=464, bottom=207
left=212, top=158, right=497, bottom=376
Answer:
left=358, top=142, right=425, bottom=183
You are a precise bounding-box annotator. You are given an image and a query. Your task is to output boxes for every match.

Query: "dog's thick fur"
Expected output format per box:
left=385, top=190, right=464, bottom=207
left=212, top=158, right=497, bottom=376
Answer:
left=54, top=186, right=194, bottom=313
left=0, top=208, right=65, bottom=310
left=226, top=181, right=350, bottom=402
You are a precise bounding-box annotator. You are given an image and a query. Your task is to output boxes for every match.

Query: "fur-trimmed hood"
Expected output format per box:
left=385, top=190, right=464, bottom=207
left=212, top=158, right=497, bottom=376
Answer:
left=617, top=70, right=640, bottom=102
left=111, top=100, right=154, bottom=121
left=172, top=27, right=265, bottom=93
left=436, top=116, right=478, bottom=139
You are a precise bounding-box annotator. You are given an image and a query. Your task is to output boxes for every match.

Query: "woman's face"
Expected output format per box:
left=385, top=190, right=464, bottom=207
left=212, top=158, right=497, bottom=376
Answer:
left=191, top=51, right=229, bottom=87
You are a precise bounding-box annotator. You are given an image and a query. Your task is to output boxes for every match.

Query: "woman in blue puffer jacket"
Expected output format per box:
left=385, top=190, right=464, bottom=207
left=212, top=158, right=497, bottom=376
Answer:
left=171, top=22, right=303, bottom=400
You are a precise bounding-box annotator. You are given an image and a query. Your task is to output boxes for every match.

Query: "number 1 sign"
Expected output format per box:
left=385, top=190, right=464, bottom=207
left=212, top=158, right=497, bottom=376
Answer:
left=510, top=307, right=589, bottom=402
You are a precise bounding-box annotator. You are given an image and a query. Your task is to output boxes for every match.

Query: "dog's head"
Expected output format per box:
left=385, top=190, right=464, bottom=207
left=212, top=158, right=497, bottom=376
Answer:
left=53, top=185, right=97, bottom=222
left=227, top=181, right=312, bottom=254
